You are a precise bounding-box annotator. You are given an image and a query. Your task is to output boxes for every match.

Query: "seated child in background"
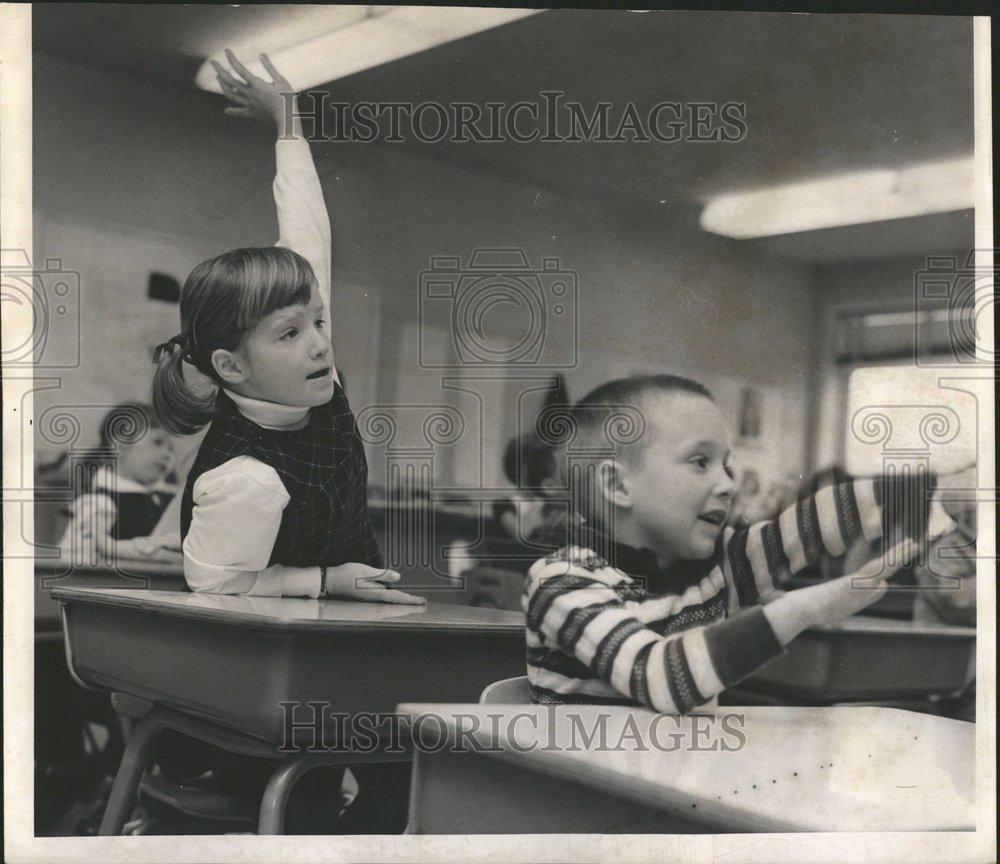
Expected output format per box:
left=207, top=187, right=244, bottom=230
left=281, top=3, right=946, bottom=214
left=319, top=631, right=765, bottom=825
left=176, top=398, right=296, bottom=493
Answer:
left=499, top=433, right=574, bottom=547
left=523, top=374, right=962, bottom=711
left=59, top=402, right=178, bottom=562
left=913, top=493, right=977, bottom=627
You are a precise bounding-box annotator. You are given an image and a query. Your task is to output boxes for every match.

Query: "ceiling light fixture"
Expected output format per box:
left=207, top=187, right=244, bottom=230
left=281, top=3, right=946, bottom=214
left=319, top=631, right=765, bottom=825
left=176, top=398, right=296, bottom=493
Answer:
left=700, top=156, right=974, bottom=239
left=194, top=5, right=542, bottom=93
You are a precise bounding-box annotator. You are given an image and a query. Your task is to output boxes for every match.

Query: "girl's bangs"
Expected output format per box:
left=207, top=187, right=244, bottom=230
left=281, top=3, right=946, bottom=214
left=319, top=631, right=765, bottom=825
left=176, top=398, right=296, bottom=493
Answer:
left=234, top=248, right=315, bottom=332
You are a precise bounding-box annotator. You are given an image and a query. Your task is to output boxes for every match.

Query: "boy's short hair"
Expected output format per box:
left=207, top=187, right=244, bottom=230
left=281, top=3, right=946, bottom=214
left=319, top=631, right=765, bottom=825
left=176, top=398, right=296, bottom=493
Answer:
left=566, top=374, right=714, bottom=525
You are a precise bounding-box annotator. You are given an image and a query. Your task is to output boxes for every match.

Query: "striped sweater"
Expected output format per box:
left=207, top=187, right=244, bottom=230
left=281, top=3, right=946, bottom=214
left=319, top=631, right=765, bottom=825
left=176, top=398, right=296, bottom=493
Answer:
left=523, top=474, right=923, bottom=712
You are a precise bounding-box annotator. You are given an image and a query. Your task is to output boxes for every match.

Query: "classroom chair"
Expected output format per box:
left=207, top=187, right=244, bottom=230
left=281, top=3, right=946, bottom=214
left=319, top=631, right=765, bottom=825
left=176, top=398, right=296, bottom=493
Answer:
left=108, top=693, right=260, bottom=834
left=480, top=675, right=532, bottom=704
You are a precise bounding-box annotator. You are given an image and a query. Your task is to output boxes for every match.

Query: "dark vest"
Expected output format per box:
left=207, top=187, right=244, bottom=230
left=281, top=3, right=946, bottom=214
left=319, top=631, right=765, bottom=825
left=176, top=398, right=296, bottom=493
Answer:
left=102, top=489, right=173, bottom=541
left=180, top=383, right=383, bottom=569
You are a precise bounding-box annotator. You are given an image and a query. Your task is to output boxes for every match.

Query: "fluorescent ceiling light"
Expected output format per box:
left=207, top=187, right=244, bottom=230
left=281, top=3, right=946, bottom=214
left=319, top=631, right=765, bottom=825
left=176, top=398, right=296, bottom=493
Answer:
left=700, top=156, right=974, bottom=239
left=195, top=6, right=542, bottom=93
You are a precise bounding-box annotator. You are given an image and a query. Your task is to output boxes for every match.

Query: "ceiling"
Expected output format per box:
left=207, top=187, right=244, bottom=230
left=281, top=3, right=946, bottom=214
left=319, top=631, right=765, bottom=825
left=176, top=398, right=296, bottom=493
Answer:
left=33, top=5, right=975, bottom=264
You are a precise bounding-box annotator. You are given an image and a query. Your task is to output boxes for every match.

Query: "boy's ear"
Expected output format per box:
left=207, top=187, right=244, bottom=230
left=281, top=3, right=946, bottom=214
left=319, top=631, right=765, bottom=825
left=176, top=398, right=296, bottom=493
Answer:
left=210, top=348, right=248, bottom=386
left=595, top=458, right=632, bottom=512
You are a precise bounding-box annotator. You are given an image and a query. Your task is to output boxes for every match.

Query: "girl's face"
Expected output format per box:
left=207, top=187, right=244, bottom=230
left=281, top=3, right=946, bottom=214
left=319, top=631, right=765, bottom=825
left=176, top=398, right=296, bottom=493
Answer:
left=621, top=392, right=736, bottom=566
left=119, top=429, right=174, bottom=485
left=229, top=285, right=336, bottom=407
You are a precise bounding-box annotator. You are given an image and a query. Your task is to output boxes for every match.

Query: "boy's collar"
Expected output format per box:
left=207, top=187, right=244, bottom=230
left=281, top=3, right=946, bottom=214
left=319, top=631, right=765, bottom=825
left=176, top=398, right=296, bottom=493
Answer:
left=223, top=388, right=311, bottom=431
left=580, top=521, right=721, bottom=591
left=578, top=522, right=663, bottom=579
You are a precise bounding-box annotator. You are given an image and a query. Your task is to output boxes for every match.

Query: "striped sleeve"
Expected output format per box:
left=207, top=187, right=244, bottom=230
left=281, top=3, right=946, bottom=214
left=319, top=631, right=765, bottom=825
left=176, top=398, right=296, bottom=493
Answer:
left=723, top=474, right=935, bottom=603
left=524, top=555, right=783, bottom=714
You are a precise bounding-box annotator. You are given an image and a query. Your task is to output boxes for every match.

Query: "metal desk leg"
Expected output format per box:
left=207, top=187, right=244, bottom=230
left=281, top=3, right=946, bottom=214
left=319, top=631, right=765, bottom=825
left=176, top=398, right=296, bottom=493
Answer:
left=99, top=707, right=171, bottom=835
left=258, top=755, right=344, bottom=835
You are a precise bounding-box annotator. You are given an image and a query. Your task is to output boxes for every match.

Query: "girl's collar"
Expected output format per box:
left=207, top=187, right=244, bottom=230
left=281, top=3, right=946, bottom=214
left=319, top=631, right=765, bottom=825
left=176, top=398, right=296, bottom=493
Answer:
left=223, top=388, right=311, bottom=431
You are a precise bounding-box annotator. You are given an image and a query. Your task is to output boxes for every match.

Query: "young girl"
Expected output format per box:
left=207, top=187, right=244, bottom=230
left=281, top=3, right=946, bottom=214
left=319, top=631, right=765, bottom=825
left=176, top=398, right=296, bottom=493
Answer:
left=59, top=402, right=178, bottom=562
left=152, top=51, right=421, bottom=607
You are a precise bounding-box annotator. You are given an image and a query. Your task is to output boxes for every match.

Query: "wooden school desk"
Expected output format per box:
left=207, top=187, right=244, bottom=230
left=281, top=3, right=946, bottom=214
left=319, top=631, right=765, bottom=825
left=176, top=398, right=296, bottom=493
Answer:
left=52, top=586, right=526, bottom=833
left=34, top=559, right=185, bottom=833
left=739, top=614, right=976, bottom=704
left=35, top=557, right=185, bottom=633
left=400, top=703, right=976, bottom=833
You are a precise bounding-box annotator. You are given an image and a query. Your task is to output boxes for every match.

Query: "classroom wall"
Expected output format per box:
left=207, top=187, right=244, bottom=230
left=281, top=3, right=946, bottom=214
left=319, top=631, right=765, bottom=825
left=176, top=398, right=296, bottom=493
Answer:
left=31, top=54, right=279, bottom=465
left=32, top=52, right=819, bottom=491
left=318, top=141, right=818, bottom=489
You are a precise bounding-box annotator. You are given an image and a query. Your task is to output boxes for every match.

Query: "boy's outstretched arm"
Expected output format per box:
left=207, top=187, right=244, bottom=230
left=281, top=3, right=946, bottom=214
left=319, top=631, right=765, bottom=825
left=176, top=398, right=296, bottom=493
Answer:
left=523, top=553, right=781, bottom=713
left=524, top=540, right=912, bottom=714
left=214, top=51, right=333, bottom=320
left=718, top=467, right=971, bottom=613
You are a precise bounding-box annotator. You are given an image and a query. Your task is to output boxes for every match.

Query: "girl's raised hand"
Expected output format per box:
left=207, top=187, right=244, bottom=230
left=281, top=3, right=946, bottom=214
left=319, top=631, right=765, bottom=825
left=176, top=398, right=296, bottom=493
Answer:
left=212, top=49, right=294, bottom=129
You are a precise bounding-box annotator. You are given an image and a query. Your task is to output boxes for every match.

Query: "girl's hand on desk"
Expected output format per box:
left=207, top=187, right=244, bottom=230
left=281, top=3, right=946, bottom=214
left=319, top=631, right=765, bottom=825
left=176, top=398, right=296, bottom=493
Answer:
left=323, top=563, right=427, bottom=606
left=212, top=49, right=294, bottom=129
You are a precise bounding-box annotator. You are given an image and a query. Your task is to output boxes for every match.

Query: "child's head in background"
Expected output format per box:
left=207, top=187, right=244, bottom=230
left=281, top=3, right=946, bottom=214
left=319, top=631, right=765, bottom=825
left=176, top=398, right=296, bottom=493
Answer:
left=95, top=402, right=174, bottom=487
left=152, top=247, right=333, bottom=435
left=570, top=374, right=736, bottom=569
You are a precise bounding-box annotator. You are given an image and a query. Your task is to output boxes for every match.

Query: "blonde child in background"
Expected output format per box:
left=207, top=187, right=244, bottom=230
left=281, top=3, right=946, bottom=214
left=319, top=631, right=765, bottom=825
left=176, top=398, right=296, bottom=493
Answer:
left=59, top=402, right=178, bottom=563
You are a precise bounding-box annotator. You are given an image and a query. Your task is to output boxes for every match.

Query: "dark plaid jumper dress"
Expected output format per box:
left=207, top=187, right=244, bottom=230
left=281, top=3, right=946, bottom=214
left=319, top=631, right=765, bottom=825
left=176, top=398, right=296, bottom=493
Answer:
left=180, top=381, right=383, bottom=569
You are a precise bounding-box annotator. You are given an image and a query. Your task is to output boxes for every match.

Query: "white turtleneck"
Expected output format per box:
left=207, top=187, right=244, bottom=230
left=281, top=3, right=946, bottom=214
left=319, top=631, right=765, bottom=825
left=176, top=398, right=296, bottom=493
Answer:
left=223, top=388, right=311, bottom=431
left=181, top=132, right=334, bottom=599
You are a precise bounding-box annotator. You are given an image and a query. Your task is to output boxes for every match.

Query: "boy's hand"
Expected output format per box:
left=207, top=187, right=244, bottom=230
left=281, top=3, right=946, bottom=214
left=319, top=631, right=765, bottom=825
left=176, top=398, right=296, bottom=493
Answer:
left=212, top=50, right=294, bottom=129
left=763, top=540, right=915, bottom=646
left=323, top=563, right=427, bottom=606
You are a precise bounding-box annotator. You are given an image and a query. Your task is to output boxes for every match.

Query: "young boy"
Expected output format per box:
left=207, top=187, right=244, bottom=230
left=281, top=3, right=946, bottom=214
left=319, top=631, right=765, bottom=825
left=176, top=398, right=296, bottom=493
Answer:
left=524, top=374, right=934, bottom=711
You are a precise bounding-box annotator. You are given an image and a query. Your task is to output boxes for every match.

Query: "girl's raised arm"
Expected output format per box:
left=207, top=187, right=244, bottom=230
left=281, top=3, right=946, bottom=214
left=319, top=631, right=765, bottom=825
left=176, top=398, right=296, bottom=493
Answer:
left=213, top=51, right=332, bottom=317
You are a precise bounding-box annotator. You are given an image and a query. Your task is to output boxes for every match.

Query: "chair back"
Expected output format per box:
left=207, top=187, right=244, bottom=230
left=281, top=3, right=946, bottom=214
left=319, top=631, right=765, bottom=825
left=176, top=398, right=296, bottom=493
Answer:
left=480, top=675, right=532, bottom=704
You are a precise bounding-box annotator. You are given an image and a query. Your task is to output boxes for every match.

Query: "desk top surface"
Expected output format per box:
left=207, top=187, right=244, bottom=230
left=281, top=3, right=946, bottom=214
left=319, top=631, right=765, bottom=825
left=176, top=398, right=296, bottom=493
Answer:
left=36, top=556, right=185, bottom=578
left=51, top=586, right=526, bottom=634
left=805, top=613, right=975, bottom=638
left=398, top=703, right=976, bottom=832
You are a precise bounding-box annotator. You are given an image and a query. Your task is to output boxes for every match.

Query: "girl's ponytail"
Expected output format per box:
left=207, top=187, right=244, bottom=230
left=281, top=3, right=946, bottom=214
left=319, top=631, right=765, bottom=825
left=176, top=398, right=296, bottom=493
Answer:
left=151, top=338, right=219, bottom=435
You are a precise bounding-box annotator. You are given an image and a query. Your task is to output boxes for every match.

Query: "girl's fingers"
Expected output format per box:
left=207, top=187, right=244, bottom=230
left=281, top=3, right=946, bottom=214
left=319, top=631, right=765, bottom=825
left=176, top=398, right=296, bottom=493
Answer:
left=218, top=83, right=249, bottom=107
left=225, top=49, right=258, bottom=84
left=259, top=53, right=289, bottom=88
left=211, top=60, right=249, bottom=93
left=356, top=564, right=399, bottom=580
left=258, top=53, right=277, bottom=77
left=369, top=569, right=402, bottom=584
left=367, top=589, right=427, bottom=606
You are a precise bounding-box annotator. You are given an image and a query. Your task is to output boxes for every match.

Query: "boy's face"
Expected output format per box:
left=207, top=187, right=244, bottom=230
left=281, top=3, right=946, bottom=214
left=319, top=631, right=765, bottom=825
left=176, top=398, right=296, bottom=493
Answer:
left=618, top=392, right=736, bottom=565
left=228, top=285, right=336, bottom=407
